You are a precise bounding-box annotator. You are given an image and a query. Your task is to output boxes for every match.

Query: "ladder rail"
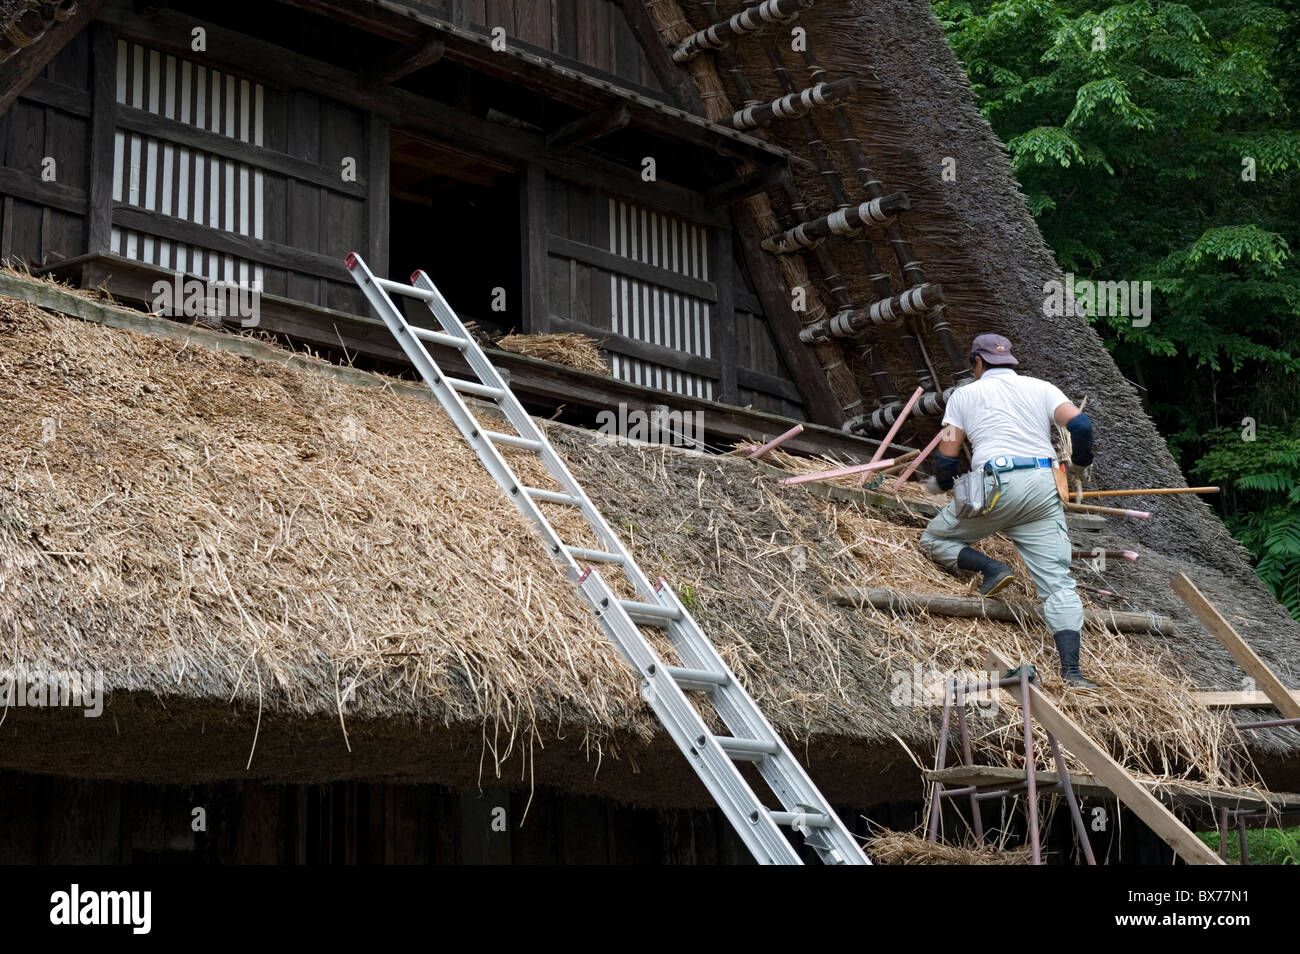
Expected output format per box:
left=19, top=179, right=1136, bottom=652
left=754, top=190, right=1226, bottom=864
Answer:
left=344, top=253, right=870, bottom=865
left=408, top=266, right=659, bottom=601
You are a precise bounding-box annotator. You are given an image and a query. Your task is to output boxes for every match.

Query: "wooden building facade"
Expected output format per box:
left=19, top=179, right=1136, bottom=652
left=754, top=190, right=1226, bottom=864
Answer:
left=0, top=0, right=841, bottom=443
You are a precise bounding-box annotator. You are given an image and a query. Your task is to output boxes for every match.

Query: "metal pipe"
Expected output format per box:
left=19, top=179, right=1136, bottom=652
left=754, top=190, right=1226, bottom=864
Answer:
left=1049, top=734, right=1096, bottom=865
left=928, top=678, right=954, bottom=842
left=745, top=423, right=804, bottom=460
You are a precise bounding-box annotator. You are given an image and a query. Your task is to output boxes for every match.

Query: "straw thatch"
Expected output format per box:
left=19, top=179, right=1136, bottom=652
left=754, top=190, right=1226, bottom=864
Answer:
left=2, top=290, right=1294, bottom=805
left=865, top=829, right=1033, bottom=865
left=495, top=332, right=611, bottom=375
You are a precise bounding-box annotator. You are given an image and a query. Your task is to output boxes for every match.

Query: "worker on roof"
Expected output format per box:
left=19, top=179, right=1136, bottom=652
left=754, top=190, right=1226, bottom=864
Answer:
left=918, top=333, right=1098, bottom=690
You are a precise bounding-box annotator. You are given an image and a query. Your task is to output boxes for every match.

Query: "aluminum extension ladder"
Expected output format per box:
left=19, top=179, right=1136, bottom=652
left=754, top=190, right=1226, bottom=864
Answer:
left=345, top=253, right=870, bottom=866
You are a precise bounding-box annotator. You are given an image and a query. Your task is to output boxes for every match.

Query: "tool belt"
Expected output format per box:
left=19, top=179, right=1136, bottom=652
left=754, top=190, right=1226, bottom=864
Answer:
left=982, top=455, right=1055, bottom=473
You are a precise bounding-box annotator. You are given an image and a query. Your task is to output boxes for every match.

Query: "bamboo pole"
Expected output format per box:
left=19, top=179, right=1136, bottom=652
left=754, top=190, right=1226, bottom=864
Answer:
left=1080, top=487, right=1219, bottom=498
left=779, top=458, right=895, bottom=486
left=1063, top=502, right=1151, bottom=519
left=745, top=423, right=804, bottom=460
left=891, top=428, right=945, bottom=492
left=857, top=386, right=923, bottom=485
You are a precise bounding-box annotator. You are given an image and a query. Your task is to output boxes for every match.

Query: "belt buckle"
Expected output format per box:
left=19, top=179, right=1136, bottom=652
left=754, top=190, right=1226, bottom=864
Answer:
left=991, top=455, right=1010, bottom=471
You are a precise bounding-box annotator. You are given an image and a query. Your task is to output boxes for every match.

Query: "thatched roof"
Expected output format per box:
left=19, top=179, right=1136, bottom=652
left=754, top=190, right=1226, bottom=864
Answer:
left=645, top=0, right=1297, bottom=665
left=2, top=285, right=1296, bottom=805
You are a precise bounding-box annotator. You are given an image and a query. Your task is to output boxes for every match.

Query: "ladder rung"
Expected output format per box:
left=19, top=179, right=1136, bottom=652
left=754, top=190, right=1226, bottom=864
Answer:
left=376, top=276, right=435, bottom=301
left=484, top=430, right=541, bottom=452
left=618, top=599, right=683, bottom=625
left=715, top=735, right=778, bottom=761
left=768, top=810, right=832, bottom=830
left=565, top=546, right=625, bottom=566
left=665, top=666, right=729, bottom=690
left=447, top=377, right=504, bottom=400
left=525, top=487, right=580, bottom=506
left=409, top=325, right=468, bottom=350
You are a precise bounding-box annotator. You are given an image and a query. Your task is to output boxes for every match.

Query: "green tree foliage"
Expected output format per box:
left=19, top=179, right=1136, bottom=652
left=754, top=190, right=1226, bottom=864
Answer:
left=935, top=0, right=1300, bottom=614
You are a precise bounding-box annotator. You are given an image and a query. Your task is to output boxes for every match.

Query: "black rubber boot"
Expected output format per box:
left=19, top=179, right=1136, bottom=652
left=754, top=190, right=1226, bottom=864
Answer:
left=957, top=546, right=1014, bottom=597
left=1053, top=629, right=1099, bottom=689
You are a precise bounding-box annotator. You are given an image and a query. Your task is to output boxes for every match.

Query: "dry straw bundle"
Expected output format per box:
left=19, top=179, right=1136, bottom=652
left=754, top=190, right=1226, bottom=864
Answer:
left=495, top=332, right=610, bottom=376
left=865, top=829, right=1033, bottom=865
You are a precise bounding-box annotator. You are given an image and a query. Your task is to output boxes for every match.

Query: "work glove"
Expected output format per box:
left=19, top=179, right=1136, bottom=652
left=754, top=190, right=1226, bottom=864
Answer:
left=923, top=475, right=945, bottom=495
left=1065, top=462, right=1094, bottom=484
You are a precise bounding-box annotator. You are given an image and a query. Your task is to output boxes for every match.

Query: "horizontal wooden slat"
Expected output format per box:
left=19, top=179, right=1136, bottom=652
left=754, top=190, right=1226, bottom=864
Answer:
left=548, top=235, right=717, bottom=301
left=736, top=367, right=802, bottom=404
left=0, top=165, right=87, bottom=215
left=18, top=76, right=92, bottom=116
left=112, top=205, right=344, bottom=282
left=114, top=103, right=367, bottom=198
left=548, top=315, right=720, bottom=379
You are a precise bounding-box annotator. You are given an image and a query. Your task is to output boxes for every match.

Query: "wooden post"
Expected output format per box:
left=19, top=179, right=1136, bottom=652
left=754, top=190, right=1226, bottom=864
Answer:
left=519, top=163, right=549, bottom=334
left=710, top=226, right=739, bottom=404
left=1172, top=574, right=1300, bottom=721
left=86, top=22, right=116, bottom=259
left=366, top=113, right=390, bottom=281
left=985, top=649, right=1224, bottom=865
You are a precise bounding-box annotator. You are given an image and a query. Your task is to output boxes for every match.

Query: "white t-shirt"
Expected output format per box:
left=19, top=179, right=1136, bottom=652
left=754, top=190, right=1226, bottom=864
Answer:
left=942, top=368, right=1071, bottom=469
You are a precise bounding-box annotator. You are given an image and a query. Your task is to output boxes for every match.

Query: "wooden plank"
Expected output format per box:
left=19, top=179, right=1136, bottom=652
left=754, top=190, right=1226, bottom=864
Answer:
left=1172, top=573, right=1300, bottom=721
left=42, top=778, right=121, bottom=864
left=833, top=587, right=1174, bottom=635
left=459, top=790, right=512, bottom=864
left=1192, top=689, right=1300, bottom=709
left=985, top=648, right=1225, bottom=865
left=519, top=163, right=549, bottom=333
left=0, top=0, right=109, bottom=118
left=549, top=233, right=717, bottom=301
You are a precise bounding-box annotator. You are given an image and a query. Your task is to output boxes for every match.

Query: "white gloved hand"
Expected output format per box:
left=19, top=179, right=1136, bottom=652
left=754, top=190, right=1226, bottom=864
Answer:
left=923, top=475, right=945, bottom=495
left=1066, top=462, right=1094, bottom=484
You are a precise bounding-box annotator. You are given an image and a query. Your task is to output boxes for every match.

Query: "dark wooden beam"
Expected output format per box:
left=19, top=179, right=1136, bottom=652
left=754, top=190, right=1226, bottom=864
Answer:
left=545, top=103, right=630, bottom=150
left=519, top=164, right=548, bottom=334
left=114, top=103, right=368, bottom=197
left=710, top=227, right=739, bottom=405
left=548, top=316, right=721, bottom=379
left=17, top=76, right=91, bottom=116
left=618, top=0, right=705, bottom=112
left=548, top=235, right=717, bottom=301
left=0, top=0, right=109, bottom=118
left=366, top=113, right=390, bottom=279
left=86, top=23, right=116, bottom=255
left=0, top=165, right=86, bottom=215
left=704, top=163, right=788, bottom=207
left=729, top=203, right=844, bottom=427
left=358, top=33, right=445, bottom=90
left=112, top=205, right=343, bottom=281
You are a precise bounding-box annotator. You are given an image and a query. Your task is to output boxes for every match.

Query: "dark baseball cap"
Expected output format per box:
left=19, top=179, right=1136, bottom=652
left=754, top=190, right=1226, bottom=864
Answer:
left=969, top=333, right=1018, bottom=366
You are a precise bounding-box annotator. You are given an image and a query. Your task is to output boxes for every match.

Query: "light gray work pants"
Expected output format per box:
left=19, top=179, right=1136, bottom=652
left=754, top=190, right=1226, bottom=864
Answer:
left=918, top=467, right=1084, bottom=632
